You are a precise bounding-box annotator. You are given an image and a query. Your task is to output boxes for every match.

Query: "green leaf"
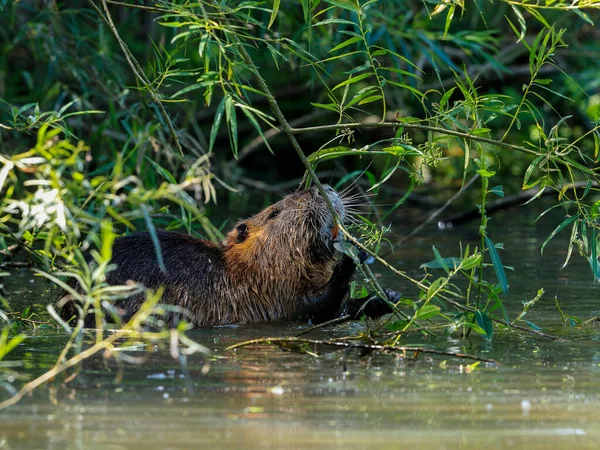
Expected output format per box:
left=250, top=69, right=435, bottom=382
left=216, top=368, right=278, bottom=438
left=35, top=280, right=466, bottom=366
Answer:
left=379, top=67, right=421, bottom=80
left=225, top=96, right=238, bottom=157
left=439, top=87, right=456, bottom=108
left=345, top=86, right=379, bottom=109
left=386, top=319, right=411, bottom=332
left=476, top=169, right=496, bottom=178
left=475, top=310, right=494, bottom=341
left=461, top=254, right=482, bottom=270
left=489, top=185, right=504, bottom=197
left=209, top=97, right=226, bottom=154
left=329, top=36, right=362, bottom=53
left=591, top=200, right=600, bottom=220
left=426, top=277, right=445, bottom=300
left=415, top=304, right=441, bottom=320
left=443, top=4, right=456, bottom=39
left=358, top=95, right=382, bottom=105
left=385, top=80, right=424, bottom=99
left=573, top=8, right=594, bottom=25
left=522, top=155, right=545, bottom=188
left=313, top=18, right=357, bottom=27
left=433, top=246, right=449, bottom=273
left=333, top=241, right=360, bottom=263
left=311, top=102, right=339, bottom=113
left=485, top=236, right=509, bottom=296
left=541, top=214, right=580, bottom=255
left=332, top=73, right=373, bottom=91
left=268, top=0, right=280, bottom=29
left=239, top=107, right=273, bottom=154
left=523, top=320, right=542, bottom=331
left=510, top=5, right=527, bottom=43
left=158, top=21, right=184, bottom=28
left=345, top=62, right=372, bottom=75
left=146, top=158, right=177, bottom=184
left=142, top=205, right=166, bottom=273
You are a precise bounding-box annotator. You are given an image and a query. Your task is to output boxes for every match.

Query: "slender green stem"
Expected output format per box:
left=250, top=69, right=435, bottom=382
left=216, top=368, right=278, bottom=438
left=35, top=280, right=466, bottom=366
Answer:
left=234, top=37, right=341, bottom=222
left=501, top=80, right=534, bottom=142
left=291, top=122, right=541, bottom=156
left=356, top=6, right=386, bottom=120
left=476, top=176, right=489, bottom=309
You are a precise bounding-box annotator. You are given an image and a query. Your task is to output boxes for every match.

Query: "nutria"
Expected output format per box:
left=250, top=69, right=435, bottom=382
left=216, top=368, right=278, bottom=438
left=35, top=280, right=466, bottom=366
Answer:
left=59, top=185, right=395, bottom=326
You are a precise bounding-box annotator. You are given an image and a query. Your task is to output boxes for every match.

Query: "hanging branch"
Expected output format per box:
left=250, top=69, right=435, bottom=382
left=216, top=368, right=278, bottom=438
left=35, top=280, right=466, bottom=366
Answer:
left=88, top=0, right=184, bottom=155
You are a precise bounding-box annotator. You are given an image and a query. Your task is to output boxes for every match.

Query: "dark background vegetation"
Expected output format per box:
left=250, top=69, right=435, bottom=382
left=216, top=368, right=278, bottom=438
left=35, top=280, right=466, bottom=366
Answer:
left=1, top=0, right=600, bottom=345
left=2, top=1, right=599, bottom=219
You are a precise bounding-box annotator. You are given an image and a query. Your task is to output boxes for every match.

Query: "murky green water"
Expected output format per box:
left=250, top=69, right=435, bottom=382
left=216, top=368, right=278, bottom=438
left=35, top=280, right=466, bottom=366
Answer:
left=1, top=204, right=600, bottom=449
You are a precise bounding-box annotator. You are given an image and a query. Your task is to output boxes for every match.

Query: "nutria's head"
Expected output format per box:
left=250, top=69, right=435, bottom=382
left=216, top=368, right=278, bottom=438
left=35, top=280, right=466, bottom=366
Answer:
left=224, top=185, right=346, bottom=267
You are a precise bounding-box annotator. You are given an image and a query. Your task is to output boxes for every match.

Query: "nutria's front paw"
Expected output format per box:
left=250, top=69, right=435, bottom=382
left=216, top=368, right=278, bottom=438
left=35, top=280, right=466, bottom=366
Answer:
left=361, top=289, right=399, bottom=318
left=340, top=289, right=401, bottom=319
left=357, top=247, right=369, bottom=263
left=383, top=289, right=400, bottom=304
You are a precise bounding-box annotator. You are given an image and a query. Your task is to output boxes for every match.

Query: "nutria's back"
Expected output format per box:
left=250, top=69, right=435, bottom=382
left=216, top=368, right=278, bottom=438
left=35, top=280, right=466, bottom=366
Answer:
left=59, top=185, right=357, bottom=326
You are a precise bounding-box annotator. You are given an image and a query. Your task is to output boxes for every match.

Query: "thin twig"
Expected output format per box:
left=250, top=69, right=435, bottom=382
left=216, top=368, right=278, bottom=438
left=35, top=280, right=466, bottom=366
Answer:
left=234, top=35, right=343, bottom=224
left=88, top=0, right=183, bottom=155
left=237, top=110, right=329, bottom=162
left=339, top=227, right=561, bottom=340
left=443, top=180, right=598, bottom=226
left=295, top=315, right=352, bottom=337
left=398, top=173, right=480, bottom=245
left=290, top=122, right=541, bottom=156
left=225, top=337, right=497, bottom=364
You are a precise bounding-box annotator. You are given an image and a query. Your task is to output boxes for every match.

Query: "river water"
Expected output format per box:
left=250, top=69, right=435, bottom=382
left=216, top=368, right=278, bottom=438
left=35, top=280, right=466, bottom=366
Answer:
left=1, top=202, right=599, bottom=449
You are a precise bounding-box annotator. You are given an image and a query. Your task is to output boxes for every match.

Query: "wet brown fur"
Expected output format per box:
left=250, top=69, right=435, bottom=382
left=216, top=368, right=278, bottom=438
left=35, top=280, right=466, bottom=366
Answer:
left=60, top=186, right=357, bottom=327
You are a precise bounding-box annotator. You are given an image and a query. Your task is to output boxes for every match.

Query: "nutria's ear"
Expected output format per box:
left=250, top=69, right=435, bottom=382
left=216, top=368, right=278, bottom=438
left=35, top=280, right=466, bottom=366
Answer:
left=236, top=223, right=249, bottom=243
left=267, top=209, right=280, bottom=220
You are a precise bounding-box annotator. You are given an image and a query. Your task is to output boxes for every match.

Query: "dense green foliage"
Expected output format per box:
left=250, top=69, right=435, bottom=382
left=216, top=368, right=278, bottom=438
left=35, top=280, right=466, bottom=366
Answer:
left=1, top=0, right=600, bottom=406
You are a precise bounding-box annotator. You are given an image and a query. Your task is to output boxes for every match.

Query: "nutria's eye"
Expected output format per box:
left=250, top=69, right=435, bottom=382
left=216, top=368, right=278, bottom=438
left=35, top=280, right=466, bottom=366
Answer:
left=236, top=223, right=248, bottom=243
left=267, top=209, right=281, bottom=220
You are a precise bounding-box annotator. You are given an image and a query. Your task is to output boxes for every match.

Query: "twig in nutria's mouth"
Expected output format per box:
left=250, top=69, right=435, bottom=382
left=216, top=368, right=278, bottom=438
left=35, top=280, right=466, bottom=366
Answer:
left=225, top=337, right=497, bottom=364
left=295, top=315, right=352, bottom=337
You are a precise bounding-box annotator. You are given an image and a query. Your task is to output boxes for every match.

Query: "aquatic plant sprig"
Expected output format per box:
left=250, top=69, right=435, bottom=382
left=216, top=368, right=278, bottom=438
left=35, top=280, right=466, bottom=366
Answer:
left=0, top=287, right=210, bottom=411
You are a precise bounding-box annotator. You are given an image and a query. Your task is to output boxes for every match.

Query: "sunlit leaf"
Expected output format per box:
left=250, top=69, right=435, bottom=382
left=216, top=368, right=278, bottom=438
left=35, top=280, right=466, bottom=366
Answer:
left=268, top=0, right=280, bottom=29
left=540, top=214, right=580, bottom=255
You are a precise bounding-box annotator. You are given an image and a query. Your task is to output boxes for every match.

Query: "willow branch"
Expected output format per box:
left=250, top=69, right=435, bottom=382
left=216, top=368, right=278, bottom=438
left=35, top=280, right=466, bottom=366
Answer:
left=234, top=40, right=342, bottom=223
left=88, top=0, right=183, bottom=155
left=104, top=0, right=169, bottom=12
left=339, top=227, right=561, bottom=340
left=290, top=122, right=541, bottom=156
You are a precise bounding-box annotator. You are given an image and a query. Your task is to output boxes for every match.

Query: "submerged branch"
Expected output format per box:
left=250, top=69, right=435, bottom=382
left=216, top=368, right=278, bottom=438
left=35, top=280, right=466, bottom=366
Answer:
left=295, top=315, right=352, bottom=337
left=226, top=337, right=497, bottom=364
